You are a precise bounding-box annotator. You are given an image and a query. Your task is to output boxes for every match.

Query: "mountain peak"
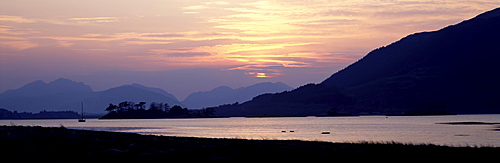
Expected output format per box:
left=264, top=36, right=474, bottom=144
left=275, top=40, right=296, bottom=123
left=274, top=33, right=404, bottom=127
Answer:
left=130, top=83, right=145, bottom=87
left=47, top=78, right=93, bottom=92
left=25, top=80, right=47, bottom=87
left=212, top=86, right=233, bottom=92
left=127, top=83, right=179, bottom=101
left=48, top=78, right=75, bottom=84
left=0, top=80, right=47, bottom=96
left=0, top=78, right=93, bottom=98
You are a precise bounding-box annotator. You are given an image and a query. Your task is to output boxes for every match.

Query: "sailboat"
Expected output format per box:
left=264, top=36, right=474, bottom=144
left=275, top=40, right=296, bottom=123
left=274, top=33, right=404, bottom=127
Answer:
left=78, top=102, right=86, bottom=122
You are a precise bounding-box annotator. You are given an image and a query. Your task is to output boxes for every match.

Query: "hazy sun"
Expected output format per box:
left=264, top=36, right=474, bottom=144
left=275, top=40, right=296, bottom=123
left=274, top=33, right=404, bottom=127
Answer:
left=255, top=72, right=268, bottom=78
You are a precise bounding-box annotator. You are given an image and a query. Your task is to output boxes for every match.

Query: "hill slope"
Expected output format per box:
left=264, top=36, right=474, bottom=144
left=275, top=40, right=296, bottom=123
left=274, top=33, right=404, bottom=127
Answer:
left=215, top=7, right=500, bottom=116
left=321, top=7, right=500, bottom=114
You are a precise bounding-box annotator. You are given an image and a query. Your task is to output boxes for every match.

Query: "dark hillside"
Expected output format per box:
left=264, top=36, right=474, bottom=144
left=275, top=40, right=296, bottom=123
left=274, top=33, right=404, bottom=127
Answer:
left=322, top=7, right=500, bottom=88
left=216, top=84, right=355, bottom=117
left=324, top=7, right=500, bottom=113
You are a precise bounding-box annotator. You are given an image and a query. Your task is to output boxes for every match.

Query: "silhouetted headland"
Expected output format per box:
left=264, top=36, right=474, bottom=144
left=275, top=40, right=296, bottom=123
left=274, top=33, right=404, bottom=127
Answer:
left=100, top=101, right=215, bottom=119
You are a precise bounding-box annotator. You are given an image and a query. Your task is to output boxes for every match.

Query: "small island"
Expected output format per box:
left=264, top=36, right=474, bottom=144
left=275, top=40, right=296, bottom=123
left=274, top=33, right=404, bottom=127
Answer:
left=437, top=122, right=500, bottom=125
left=100, top=101, right=215, bottom=119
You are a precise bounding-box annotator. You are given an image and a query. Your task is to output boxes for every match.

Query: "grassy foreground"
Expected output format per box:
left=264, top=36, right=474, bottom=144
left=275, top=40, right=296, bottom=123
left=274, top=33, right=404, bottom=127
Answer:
left=1, top=126, right=498, bottom=162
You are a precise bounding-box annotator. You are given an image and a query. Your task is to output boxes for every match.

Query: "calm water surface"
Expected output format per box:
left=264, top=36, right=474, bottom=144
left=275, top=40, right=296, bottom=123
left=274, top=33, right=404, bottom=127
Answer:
left=2, top=115, right=499, bottom=147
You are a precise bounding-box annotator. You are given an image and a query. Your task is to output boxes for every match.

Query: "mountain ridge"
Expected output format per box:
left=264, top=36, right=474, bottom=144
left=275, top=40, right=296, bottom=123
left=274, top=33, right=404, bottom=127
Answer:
left=0, top=78, right=181, bottom=113
left=0, top=79, right=293, bottom=113
left=182, top=82, right=293, bottom=109
left=0, top=78, right=93, bottom=97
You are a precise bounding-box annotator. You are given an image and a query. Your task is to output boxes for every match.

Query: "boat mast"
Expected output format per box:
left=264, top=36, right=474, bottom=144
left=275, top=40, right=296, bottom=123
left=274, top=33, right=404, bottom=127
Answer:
left=78, top=102, right=86, bottom=122
left=81, top=102, right=84, bottom=119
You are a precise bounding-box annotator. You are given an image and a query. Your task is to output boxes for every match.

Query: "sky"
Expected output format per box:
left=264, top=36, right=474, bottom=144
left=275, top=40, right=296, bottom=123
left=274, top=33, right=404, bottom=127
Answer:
left=1, top=0, right=499, bottom=100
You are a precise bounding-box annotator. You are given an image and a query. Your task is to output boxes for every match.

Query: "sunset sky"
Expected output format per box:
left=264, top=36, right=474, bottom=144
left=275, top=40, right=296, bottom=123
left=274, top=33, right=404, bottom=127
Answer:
left=1, top=0, right=499, bottom=99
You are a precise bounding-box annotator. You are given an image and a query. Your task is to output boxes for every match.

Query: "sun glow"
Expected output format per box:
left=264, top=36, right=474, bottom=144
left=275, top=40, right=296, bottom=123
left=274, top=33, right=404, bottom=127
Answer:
left=248, top=72, right=270, bottom=78
left=256, top=73, right=267, bottom=78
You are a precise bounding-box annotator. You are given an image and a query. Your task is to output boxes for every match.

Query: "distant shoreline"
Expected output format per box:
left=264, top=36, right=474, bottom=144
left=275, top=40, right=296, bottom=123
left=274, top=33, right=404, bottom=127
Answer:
left=4, top=113, right=500, bottom=120
left=1, top=125, right=499, bottom=161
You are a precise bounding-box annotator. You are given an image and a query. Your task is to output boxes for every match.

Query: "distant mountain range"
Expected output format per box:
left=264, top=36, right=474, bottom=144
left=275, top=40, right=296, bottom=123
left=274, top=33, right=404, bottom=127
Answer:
left=0, top=78, right=292, bottom=113
left=182, top=82, right=292, bottom=109
left=1, top=78, right=93, bottom=97
left=214, top=7, right=500, bottom=116
left=0, top=78, right=183, bottom=113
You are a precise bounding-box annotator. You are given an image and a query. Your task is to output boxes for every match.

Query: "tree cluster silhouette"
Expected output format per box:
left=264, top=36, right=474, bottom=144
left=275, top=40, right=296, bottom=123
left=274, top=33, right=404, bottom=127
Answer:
left=101, top=101, right=215, bottom=119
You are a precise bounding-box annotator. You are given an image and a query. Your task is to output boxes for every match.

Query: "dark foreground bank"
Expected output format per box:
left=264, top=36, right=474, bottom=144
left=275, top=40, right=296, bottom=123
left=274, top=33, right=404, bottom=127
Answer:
left=1, top=126, right=498, bottom=162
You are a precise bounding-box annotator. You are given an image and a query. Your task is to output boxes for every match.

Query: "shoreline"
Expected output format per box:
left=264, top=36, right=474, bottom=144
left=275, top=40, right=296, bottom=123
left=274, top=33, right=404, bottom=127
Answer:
left=1, top=125, right=499, bottom=161
left=2, top=113, right=499, bottom=120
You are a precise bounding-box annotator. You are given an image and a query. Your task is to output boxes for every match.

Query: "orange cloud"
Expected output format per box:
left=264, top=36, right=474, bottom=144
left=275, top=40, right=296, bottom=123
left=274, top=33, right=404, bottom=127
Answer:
left=0, top=40, right=38, bottom=50
left=67, top=17, right=121, bottom=23
left=1, top=0, right=498, bottom=81
left=0, top=15, right=35, bottom=23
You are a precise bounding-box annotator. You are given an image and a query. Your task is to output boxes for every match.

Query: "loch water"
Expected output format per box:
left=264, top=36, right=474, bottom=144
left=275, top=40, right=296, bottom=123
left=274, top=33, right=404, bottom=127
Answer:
left=2, top=114, right=499, bottom=147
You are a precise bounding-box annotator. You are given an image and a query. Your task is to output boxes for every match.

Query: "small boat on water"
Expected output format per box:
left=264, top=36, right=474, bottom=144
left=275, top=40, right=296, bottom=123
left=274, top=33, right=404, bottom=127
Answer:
left=78, top=102, right=86, bottom=122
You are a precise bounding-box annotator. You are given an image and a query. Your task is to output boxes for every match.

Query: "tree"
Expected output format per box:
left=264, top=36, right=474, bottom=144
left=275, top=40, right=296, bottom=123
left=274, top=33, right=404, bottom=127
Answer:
left=202, top=107, right=216, bottom=117
left=135, top=101, right=146, bottom=110
left=169, top=105, right=187, bottom=117
left=118, top=101, right=133, bottom=112
left=105, top=103, right=118, bottom=112
left=164, top=103, right=170, bottom=113
left=149, top=102, right=159, bottom=111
